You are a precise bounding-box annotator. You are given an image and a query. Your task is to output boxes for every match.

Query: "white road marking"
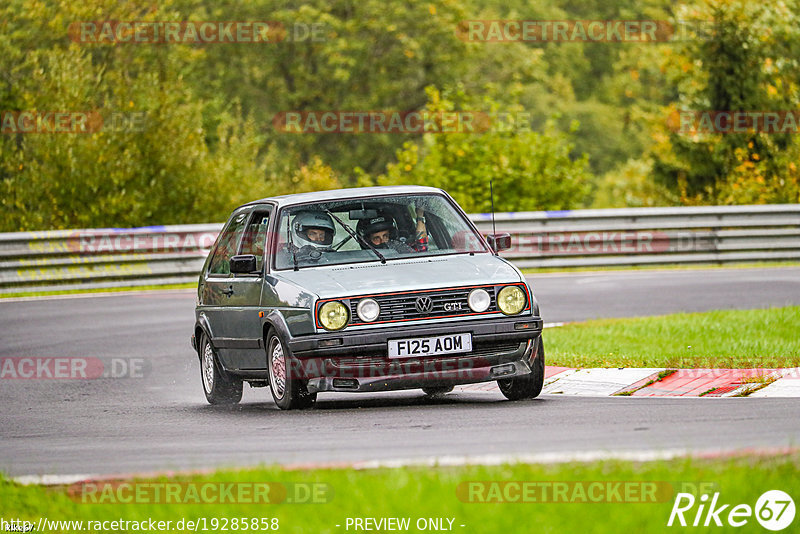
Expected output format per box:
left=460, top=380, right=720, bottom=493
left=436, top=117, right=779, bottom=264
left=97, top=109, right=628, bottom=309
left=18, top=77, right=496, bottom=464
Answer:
left=16, top=447, right=798, bottom=484
left=542, top=368, right=665, bottom=396
left=13, top=474, right=97, bottom=486
left=750, top=368, right=800, bottom=397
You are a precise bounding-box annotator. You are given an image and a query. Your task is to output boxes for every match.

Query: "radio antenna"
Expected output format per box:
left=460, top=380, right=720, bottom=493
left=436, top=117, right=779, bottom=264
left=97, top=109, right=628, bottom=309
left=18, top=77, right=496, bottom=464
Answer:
left=490, top=179, right=497, bottom=236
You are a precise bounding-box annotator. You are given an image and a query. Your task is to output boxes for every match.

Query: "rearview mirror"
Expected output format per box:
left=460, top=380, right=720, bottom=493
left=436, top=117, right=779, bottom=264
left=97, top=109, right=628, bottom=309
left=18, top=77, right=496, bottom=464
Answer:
left=349, top=209, right=378, bottom=220
left=487, top=233, right=512, bottom=253
left=230, top=254, right=258, bottom=274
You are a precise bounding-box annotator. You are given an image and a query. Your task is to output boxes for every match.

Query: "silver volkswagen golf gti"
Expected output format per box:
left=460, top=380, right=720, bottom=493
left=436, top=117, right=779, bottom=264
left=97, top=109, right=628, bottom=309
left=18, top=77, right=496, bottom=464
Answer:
left=191, top=186, right=544, bottom=409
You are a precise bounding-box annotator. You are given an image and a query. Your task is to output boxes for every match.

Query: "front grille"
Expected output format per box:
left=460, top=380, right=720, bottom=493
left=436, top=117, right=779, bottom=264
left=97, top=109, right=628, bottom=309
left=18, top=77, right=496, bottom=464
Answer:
left=347, top=286, right=497, bottom=326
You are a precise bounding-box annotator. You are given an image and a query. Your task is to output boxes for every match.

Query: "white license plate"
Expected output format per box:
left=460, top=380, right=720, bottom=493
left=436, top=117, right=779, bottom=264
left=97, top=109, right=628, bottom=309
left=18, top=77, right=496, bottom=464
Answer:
left=388, top=333, right=472, bottom=359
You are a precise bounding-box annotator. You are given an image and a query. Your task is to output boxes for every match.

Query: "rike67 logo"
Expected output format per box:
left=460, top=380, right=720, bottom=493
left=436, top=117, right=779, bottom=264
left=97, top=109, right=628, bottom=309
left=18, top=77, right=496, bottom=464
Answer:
left=668, top=490, right=795, bottom=531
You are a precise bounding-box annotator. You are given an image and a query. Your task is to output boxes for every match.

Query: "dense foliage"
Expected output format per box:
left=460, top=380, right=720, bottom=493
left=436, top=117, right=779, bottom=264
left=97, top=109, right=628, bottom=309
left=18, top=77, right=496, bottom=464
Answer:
left=1, top=0, right=798, bottom=230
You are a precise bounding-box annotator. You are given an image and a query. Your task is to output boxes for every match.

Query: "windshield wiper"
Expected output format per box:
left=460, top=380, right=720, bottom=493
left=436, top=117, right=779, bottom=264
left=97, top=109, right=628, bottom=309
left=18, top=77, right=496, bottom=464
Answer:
left=286, top=214, right=299, bottom=271
left=324, top=209, right=386, bottom=264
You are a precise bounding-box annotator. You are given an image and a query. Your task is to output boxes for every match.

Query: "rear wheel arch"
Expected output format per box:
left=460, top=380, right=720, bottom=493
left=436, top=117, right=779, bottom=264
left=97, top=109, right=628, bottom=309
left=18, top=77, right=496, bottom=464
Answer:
left=198, top=331, right=243, bottom=405
left=194, top=324, right=208, bottom=358
left=194, top=314, right=215, bottom=358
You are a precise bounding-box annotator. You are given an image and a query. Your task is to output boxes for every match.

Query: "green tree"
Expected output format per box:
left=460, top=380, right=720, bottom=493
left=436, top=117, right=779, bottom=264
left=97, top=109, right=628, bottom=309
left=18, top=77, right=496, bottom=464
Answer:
left=373, top=88, right=592, bottom=213
left=650, top=0, right=800, bottom=204
left=0, top=0, right=270, bottom=230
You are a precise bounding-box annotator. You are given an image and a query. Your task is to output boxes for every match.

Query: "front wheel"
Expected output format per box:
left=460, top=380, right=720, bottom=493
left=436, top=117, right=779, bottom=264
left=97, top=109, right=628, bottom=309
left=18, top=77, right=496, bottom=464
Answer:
left=200, top=333, right=243, bottom=405
left=498, top=338, right=545, bottom=401
left=267, top=329, right=316, bottom=410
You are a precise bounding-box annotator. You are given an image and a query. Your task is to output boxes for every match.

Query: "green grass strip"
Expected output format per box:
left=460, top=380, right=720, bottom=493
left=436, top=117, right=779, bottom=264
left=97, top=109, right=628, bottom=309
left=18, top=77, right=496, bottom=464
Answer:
left=545, top=306, right=800, bottom=368
left=2, top=454, right=798, bottom=533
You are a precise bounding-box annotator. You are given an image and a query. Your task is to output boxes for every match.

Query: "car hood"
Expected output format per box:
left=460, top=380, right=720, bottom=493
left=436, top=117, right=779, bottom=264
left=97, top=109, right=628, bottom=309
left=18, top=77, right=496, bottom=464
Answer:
left=273, top=254, right=523, bottom=299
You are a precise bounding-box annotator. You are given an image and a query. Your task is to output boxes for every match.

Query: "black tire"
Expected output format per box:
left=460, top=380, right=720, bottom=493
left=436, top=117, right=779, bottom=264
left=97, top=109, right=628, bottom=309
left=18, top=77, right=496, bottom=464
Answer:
left=422, top=386, right=454, bottom=396
left=266, top=329, right=317, bottom=410
left=199, top=333, right=243, bottom=405
left=498, top=338, right=545, bottom=401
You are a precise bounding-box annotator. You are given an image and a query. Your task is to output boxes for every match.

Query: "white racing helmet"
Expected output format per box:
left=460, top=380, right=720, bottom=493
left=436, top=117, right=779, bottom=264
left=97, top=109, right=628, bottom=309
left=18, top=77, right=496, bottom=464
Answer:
left=292, top=211, right=335, bottom=248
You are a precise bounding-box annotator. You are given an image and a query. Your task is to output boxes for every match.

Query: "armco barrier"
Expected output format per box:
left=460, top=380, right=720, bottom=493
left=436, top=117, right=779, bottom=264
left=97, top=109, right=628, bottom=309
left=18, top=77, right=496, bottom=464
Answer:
left=469, top=204, right=800, bottom=269
left=0, top=204, right=798, bottom=294
left=0, top=224, right=222, bottom=294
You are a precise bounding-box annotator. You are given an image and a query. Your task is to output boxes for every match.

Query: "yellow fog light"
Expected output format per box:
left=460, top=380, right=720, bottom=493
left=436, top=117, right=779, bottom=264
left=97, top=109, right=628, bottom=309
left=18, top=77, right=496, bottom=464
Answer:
left=497, top=286, right=526, bottom=315
left=319, top=301, right=349, bottom=330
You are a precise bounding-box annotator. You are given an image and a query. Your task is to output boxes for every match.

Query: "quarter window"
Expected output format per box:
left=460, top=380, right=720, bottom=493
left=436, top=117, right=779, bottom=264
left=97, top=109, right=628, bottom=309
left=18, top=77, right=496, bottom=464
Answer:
left=239, top=211, right=270, bottom=271
left=208, top=211, right=248, bottom=276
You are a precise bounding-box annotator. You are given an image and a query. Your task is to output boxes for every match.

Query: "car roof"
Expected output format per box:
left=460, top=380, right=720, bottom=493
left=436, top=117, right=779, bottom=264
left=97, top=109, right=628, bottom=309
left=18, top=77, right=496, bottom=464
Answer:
left=240, top=185, right=445, bottom=209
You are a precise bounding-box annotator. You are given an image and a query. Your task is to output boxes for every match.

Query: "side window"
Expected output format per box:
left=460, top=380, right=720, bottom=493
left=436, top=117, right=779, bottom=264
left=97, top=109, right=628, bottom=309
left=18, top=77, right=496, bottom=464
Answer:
left=207, top=212, right=248, bottom=276
left=239, top=211, right=270, bottom=271
left=402, top=203, right=440, bottom=251
left=418, top=197, right=482, bottom=252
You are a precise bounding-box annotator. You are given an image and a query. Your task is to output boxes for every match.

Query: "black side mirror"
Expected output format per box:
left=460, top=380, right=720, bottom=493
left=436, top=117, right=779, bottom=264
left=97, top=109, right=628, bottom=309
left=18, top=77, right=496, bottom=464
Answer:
left=230, top=254, right=258, bottom=274
left=487, top=233, right=512, bottom=253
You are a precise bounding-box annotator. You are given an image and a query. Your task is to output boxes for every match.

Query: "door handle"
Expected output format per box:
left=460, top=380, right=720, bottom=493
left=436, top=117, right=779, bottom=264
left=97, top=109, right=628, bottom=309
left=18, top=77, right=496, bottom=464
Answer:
left=222, top=286, right=234, bottom=296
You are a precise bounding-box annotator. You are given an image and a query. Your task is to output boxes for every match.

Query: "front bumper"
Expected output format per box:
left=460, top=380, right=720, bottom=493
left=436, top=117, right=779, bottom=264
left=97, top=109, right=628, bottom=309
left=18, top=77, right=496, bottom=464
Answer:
left=288, top=316, right=543, bottom=394
left=306, top=339, right=539, bottom=394
left=289, top=316, right=543, bottom=358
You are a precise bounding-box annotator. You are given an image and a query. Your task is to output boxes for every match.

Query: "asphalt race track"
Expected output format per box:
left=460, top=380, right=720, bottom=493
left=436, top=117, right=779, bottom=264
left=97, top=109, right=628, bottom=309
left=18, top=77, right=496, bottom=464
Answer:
left=1, top=266, right=799, bottom=477
left=531, top=266, right=800, bottom=323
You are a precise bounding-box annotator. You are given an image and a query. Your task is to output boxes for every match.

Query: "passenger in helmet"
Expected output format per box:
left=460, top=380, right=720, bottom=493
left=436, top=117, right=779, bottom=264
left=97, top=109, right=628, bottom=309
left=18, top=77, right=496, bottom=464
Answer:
left=356, top=214, right=398, bottom=249
left=356, top=211, right=427, bottom=253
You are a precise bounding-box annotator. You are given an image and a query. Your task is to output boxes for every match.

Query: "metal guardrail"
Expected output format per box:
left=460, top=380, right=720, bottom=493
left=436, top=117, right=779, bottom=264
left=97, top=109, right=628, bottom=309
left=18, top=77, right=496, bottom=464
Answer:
left=469, top=204, right=800, bottom=269
left=0, top=224, right=222, bottom=294
left=1, top=204, right=798, bottom=294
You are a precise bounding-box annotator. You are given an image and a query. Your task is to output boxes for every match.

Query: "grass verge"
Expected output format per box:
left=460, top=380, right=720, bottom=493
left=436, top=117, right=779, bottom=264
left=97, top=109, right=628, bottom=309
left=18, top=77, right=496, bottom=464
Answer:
left=546, top=306, right=800, bottom=368
left=1, top=454, right=798, bottom=533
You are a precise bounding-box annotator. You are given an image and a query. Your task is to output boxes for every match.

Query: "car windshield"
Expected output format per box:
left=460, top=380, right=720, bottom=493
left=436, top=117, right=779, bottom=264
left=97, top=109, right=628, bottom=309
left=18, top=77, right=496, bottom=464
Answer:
left=273, top=193, right=489, bottom=270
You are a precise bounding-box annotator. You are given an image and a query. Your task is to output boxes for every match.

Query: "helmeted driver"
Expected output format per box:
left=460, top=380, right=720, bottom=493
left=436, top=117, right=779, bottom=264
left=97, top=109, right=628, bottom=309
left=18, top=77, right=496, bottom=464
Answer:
left=293, top=211, right=335, bottom=250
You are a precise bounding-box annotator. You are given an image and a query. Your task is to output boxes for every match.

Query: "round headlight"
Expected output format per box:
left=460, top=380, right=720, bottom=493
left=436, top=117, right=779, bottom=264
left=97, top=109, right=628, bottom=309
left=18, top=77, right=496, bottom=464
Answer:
left=318, top=301, right=349, bottom=330
left=356, top=298, right=381, bottom=322
left=468, top=289, right=491, bottom=313
left=497, top=286, right=526, bottom=315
